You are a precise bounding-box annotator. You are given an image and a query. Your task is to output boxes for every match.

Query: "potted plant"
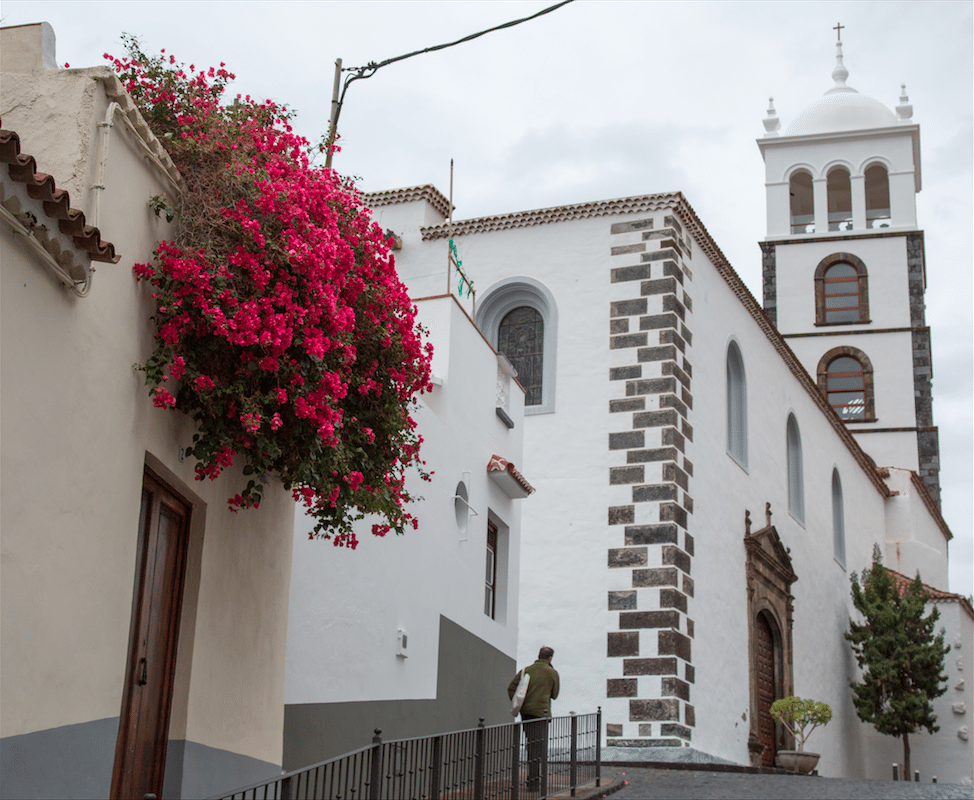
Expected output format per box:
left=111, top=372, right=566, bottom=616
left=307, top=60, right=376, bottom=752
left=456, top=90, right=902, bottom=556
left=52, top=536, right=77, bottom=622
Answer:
left=769, top=696, right=832, bottom=774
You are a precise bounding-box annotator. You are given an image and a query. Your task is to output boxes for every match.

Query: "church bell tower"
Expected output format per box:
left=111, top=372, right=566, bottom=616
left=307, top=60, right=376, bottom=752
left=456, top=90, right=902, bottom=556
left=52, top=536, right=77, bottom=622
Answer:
left=755, top=29, right=940, bottom=504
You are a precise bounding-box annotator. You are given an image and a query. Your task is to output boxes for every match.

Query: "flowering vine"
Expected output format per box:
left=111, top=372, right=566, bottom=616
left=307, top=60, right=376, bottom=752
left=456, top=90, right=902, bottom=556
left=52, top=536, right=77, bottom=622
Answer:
left=109, top=36, right=432, bottom=547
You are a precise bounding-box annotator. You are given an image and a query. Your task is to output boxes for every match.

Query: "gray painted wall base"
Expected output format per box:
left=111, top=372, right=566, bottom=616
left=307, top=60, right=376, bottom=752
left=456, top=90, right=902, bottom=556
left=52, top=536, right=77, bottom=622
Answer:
left=1, top=717, right=117, bottom=800
left=283, top=615, right=516, bottom=770
left=164, top=739, right=280, bottom=800
left=602, top=745, right=739, bottom=765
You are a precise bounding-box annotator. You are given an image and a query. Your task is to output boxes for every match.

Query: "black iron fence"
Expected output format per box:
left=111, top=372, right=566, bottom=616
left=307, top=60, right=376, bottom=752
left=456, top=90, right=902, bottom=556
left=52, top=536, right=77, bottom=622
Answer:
left=211, top=710, right=601, bottom=800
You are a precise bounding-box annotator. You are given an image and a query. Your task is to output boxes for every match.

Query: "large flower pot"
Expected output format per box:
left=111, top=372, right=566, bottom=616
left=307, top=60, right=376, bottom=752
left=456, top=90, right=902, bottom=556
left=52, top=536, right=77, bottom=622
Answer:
left=776, top=750, right=820, bottom=774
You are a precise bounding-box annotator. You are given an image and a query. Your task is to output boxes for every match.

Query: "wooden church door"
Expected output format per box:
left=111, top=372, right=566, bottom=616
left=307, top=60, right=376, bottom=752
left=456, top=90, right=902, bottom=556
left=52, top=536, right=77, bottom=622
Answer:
left=111, top=470, right=191, bottom=799
left=754, top=612, right=777, bottom=767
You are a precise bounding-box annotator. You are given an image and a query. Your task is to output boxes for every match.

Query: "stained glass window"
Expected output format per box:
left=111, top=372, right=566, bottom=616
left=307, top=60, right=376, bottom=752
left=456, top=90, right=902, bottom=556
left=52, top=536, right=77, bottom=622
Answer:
left=498, top=307, right=544, bottom=406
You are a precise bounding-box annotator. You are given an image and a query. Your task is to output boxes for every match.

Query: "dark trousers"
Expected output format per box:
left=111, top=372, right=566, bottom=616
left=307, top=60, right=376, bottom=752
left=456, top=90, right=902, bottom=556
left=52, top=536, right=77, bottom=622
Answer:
left=521, top=714, right=549, bottom=790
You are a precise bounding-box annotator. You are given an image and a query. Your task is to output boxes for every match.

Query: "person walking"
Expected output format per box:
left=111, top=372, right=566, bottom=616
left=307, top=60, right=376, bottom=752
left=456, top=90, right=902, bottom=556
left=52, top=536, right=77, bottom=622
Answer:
left=508, top=646, right=559, bottom=792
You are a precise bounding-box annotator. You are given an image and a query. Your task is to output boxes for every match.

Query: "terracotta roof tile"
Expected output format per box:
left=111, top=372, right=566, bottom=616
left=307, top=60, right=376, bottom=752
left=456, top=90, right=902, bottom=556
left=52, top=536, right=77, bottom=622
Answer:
left=885, top=567, right=973, bottom=615
left=0, top=127, right=119, bottom=264
left=363, top=185, right=452, bottom=220
left=487, top=454, right=535, bottom=497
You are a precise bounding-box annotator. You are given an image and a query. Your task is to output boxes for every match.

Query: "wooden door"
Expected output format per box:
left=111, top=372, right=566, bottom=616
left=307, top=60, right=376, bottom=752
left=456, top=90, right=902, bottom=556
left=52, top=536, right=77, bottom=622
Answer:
left=111, top=470, right=191, bottom=799
left=754, top=612, right=777, bottom=768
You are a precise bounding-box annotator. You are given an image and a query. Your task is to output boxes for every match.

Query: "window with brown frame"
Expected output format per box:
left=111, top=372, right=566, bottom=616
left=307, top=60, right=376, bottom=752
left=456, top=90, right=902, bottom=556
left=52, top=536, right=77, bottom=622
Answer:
left=814, top=254, right=869, bottom=326
left=485, top=520, right=498, bottom=619
left=826, top=356, right=866, bottom=420
left=497, top=306, right=544, bottom=405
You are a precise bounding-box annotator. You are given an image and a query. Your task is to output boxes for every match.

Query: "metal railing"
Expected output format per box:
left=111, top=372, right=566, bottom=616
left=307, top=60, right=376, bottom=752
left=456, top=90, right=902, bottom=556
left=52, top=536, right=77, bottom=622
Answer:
left=212, top=710, right=601, bottom=800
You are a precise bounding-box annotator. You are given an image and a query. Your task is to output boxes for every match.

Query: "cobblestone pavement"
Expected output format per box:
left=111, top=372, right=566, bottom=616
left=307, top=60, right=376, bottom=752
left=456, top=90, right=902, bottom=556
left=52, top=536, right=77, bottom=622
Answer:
left=596, top=767, right=974, bottom=799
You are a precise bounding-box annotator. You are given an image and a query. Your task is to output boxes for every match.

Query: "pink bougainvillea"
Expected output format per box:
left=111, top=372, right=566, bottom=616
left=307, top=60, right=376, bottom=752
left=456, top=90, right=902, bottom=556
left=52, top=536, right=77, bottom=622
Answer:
left=110, top=36, right=432, bottom=546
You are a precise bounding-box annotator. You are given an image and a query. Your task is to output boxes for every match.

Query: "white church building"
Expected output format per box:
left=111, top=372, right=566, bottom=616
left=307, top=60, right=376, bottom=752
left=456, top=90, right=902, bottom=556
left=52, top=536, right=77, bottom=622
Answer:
left=351, top=37, right=973, bottom=783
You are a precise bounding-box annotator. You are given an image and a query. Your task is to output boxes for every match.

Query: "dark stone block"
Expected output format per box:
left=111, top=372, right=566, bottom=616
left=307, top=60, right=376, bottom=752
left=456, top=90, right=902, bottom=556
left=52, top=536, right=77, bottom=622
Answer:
left=683, top=575, right=694, bottom=597
left=640, top=278, right=678, bottom=296
left=638, top=724, right=653, bottom=736
left=663, top=361, right=691, bottom=390
left=663, top=546, right=691, bottom=574
left=612, top=243, right=646, bottom=256
left=633, top=567, right=678, bottom=588
left=623, top=657, right=677, bottom=676
left=610, top=466, right=644, bottom=485
left=612, top=265, right=652, bottom=283
left=660, top=588, right=687, bottom=613
left=630, top=698, right=680, bottom=721
left=638, top=313, right=679, bottom=331
left=683, top=458, right=693, bottom=477
left=660, top=394, right=688, bottom=419
left=611, top=219, right=653, bottom=234
left=608, top=505, right=635, bottom=525
left=658, top=629, right=692, bottom=662
left=684, top=533, right=694, bottom=555
left=644, top=228, right=678, bottom=240
left=644, top=248, right=678, bottom=262
left=637, top=345, right=678, bottom=363
left=659, top=328, right=685, bottom=352
left=660, top=503, right=687, bottom=529
left=681, top=324, right=692, bottom=345
left=610, top=398, right=646, bottom=413
left=685, top=704, right=696, bottom=727
left=609, top=430, right=645, bottom=449
left=612, top=332, right=649, bottom=350
left=608, top=738, right=683, bottom=747
left=606, top=723, right=624, bottom=737
left=611, top=299, right=648, bottom=317
left=632, top=484, right=677, bottom=503
left=662, top=294, right=686, bottom=321
left=610, top=366, right=642, bottom=382
left=683, top=293, right=692, bottom=312
left=662, top=261, right=684, bottom=285
left=632, top=409, right=678, bottom=428
left=681, top=420, right=693, bottom=441
left=608, top=547, right=648, bottom=568
left=663, top=215, right=683, bottom=235
left=625, top=523, right=679, bottom=546
left=687, top=618, right=695, bottom=638
left=608, top=631, right=640, bottom=657
left=626, top=378, right=677, bottom=397
left=609, top=318, right=630, bottom=334
left=685, top=665, right=695, bottom=685
left=607, top=679, right=638, bottom=698
left=681, top=387, right=693, bottom=409
left=683, top=495, right=694, bottom=515
left=620, top=610, right=680, bottom=630
left=627, top=447, right=678, bottom=464
left=661, top=723, right=692, bottom=740
left=662, top=427, right=686, bottom=453
left=662, top=463, right=689, bottom=490
left=662, top=678, right=690, bottom=701
left=682, top=358, right=692, bottom=378
left=609, top=590, right=637, bottom=610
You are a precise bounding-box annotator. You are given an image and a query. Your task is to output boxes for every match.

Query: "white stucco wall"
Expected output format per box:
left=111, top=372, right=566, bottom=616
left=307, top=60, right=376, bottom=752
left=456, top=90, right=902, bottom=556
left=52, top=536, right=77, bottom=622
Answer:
left=284, top=296, right=525, bottom=705
left=1, top=26, right=295, bottom=780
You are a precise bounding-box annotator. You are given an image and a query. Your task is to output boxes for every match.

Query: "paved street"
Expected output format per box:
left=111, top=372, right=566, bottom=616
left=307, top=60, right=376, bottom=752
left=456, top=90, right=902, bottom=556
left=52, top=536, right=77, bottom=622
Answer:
left=594, top=767, right=974, bottom=800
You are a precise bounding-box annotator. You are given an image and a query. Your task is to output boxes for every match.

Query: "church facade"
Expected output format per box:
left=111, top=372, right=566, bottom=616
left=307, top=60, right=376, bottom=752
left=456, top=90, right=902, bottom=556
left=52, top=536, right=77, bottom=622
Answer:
left=365, top=39, right=972, bottom=783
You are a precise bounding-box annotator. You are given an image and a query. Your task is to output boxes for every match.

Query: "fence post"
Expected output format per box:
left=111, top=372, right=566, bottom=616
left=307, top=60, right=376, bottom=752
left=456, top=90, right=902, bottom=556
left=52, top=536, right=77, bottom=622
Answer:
left=596, top=707, right=602, bottom=787
left=540, top=718, right=549, bottom=798
left=474, top=718, right=486, bottom=800
left=430, top=734, right=442, bottom=800
left=369, top=729, right=383, bottom=800
left=914, top=770, right=920, bottom=783
left=281, top=774, right=293, bottom=800
left=892, top=763, right=899, bottom=781
left=510, top=719, right=521, bottom=800
left=570, top=712, right=578, bottom=797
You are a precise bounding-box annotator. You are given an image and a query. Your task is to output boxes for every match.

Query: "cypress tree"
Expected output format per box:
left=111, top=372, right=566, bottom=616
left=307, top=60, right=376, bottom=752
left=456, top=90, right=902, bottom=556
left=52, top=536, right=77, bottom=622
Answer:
left=845, top=546, right=949, bottom=780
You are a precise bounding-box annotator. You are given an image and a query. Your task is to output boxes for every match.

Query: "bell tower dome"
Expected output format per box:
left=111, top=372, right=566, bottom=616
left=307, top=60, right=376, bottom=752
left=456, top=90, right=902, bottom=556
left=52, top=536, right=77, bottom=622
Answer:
left=756, top=28, right=940, bottom=505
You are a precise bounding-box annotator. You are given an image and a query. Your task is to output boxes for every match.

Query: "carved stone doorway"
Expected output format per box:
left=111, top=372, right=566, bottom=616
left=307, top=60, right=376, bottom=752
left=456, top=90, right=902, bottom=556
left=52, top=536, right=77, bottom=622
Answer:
left=744, top=506, right=797, bottom=768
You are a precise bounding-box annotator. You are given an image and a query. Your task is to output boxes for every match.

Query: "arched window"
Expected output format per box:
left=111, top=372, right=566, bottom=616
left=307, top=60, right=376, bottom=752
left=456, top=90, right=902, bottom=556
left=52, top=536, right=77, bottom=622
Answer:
left=497, top=307, right=543, bottom=406
left=789, top=170, right=815, bottom=234
left=864, top=164, right=891, bottom=229
left=477, top=277, right=558, bottom=414
left=786, top=414, right=804, bottom=524
left=814, top=253, right=869, bottom=325
left=816, top=347, right=875, bottom=422
left=726, top=340, right=747, bottom=467
left=827, top=167, right=852, bottom=231
left=832, top=469, right=846, bottom=567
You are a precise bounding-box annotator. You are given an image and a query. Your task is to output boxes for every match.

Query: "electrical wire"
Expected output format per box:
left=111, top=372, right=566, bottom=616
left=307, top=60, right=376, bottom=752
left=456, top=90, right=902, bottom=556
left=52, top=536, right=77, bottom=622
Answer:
left=331, top=0, right=575, bottom=136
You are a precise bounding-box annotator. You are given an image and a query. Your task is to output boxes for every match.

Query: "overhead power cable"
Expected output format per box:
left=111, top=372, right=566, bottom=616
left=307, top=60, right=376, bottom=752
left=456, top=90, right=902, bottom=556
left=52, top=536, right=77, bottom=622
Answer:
left=325, top=0, right=575, bottom=166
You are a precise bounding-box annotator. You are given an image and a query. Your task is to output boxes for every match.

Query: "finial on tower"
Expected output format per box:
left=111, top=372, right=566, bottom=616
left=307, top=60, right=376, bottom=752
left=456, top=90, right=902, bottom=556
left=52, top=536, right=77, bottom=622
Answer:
left=763, top=96, right=780, bottom=136
left=827, top=22, right=855, bottom=95
left=897, top=83, right=914, bottom=121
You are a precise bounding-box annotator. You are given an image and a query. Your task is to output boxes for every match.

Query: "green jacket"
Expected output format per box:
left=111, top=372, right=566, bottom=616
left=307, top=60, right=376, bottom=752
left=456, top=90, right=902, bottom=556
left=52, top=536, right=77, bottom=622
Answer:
left=508, top=659, right=560, bottom=718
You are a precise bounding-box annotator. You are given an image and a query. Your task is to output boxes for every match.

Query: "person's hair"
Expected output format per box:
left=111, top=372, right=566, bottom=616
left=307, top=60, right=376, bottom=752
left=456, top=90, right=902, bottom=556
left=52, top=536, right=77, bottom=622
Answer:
left=538, top=646, right=554, bottom=661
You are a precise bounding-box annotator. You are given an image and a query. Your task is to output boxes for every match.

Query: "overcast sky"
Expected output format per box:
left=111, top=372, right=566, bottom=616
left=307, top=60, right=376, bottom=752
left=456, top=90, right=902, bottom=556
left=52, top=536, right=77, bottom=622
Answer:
left=3, top=0, right=971, bottom=598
